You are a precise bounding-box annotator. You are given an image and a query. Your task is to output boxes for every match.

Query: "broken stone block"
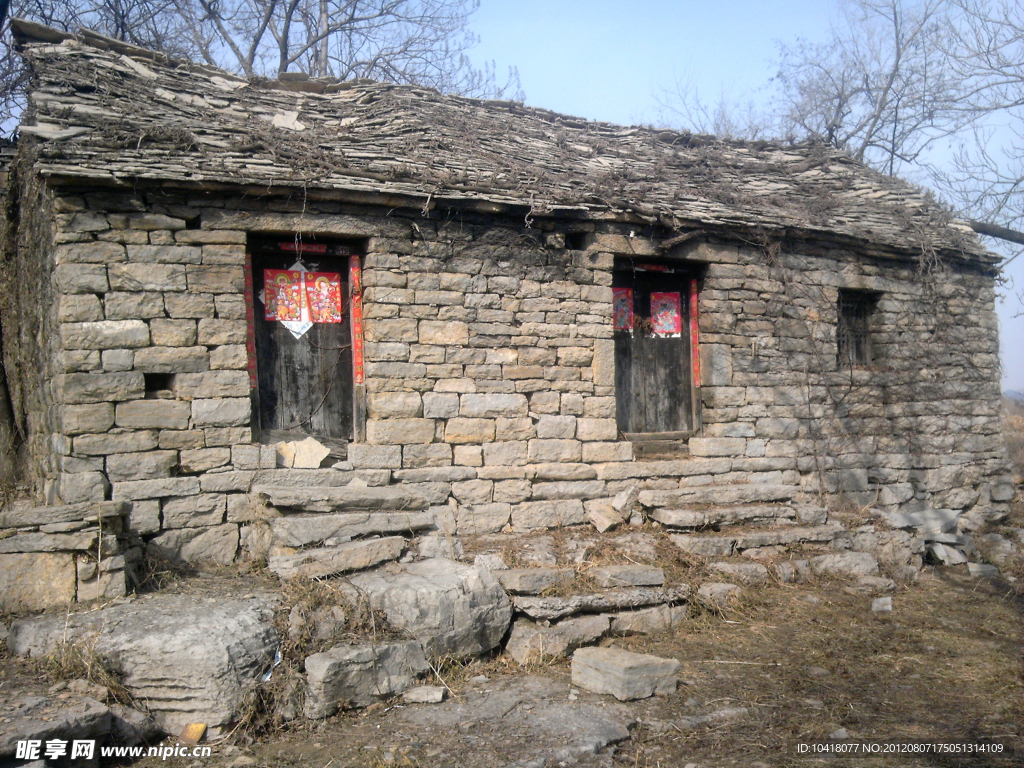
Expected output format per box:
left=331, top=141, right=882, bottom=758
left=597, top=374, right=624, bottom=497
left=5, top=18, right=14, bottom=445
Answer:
left=505, top=615, right=610, bottom=664
left=871, top=596, right=893, bottom=613
left=697, top=582, right=742, bottom=607
left=268, top=536, right=405, bottom=579
left=928, top=542, right=968, bottom=565
left=291, top=436, right=331, bottom=468
left=966, top=562, right=999, bottom=578
left=344, top=558, right=512, bottom=657
left=586, top=503, right=623, bottom=533
left=496, top=567, right=575, bottom=595
left=810, top=551, right=879, bottom=578
left=403, top=685, right=446, bottom=704
left=571, top=647, right=680, bottom=701
left=304, top=640, right=429, bottom=718
left=589, top=565, right=664, bottom=588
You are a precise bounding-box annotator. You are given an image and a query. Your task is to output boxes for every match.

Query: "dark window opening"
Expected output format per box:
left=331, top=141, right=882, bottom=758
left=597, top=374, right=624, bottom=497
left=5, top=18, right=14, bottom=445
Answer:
left=837, top=290, right=879, bottom=368
left=144, top=373, right=173, bottom=395
left=565, top=232, right=589, bottom=250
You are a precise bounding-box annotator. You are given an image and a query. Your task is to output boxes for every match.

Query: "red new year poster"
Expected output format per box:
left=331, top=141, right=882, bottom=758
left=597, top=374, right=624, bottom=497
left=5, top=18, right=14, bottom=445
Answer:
left=304, top=272, right=343, bottom=323
left=650, top=291, right=682, bottom=336
left=264, top=270, right=304, bottom=321
left=612, top=287, right=634, bottom=331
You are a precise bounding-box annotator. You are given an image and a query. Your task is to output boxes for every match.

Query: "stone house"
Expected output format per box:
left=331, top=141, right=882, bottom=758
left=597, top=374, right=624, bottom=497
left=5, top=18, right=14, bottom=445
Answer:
left=0, top=20, right=1014, bottom=606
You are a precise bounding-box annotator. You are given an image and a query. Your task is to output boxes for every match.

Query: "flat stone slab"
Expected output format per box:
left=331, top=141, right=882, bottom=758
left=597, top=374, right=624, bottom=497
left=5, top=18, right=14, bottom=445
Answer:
left=707, top=562, right=768, bottom=585
left=9, top=593, right=279, bottom=736
left=669, top=524, right=844, bottom=558
left=496, top=567, right=575, bottom=595
left=651, top=504, right=796, bottom=528
left=571, top=647, right=679, bottom=701
left=670, top=534, right=737, bottom=557
left=397, top=675, right=633, bottom=765
left=253, top=484, right=428, bottom=512
left=810, top=551, right=880, bottom=577
left=271, top=511, right=435, bottom=547
left=589, top=565, right=664, bottom=588
left=505, top=615, right=610, bottom=664
left=0, top=530, right=118, bottom=554
left=639, top=484, right=798, bottom=509
left=881, top=508, right=960, bottom=536
left=0, top=501, right=129, bottom=529
left=344, top=558, right=512, bottom=658
left=269, top=536, right=405, bottom=579
left=731, top=524, right=843, bottom=549
left=606, top=603, right=688, bottom=635
left=513, top=585, right=690, bottom=622
left=304, top=640, right=429, bottom=718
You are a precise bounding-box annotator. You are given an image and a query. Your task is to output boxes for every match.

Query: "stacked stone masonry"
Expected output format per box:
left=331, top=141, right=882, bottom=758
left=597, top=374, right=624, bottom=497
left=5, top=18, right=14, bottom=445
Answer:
left=3, top=184, right=1008, bottom=573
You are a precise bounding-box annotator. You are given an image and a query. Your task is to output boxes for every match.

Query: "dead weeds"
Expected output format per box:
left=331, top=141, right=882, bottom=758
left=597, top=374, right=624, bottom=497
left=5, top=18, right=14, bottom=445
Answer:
left=612, top=571, right=1023, bottom=767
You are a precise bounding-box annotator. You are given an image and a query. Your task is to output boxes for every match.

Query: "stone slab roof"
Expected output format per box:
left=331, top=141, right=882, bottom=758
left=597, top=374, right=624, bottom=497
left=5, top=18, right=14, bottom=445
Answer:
left=11, top=19, right=992, bottom=263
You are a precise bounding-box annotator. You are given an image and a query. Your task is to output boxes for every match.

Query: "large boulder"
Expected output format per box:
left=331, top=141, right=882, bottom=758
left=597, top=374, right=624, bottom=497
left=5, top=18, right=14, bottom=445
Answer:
left=345, top=559, right=512, bottom=658
left=9, top=593, right=278, bottom=736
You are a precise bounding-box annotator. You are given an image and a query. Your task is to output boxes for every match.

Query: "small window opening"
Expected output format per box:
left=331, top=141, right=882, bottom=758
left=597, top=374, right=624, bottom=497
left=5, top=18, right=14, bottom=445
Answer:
left=144, top=373, right=173, bottom=395
left=837, top=290, right=879, bottom=368
left=565, top=232, right=588, bottom=250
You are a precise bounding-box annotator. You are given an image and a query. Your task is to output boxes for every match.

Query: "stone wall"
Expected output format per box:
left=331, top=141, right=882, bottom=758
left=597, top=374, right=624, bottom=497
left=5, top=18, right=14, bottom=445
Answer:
left=7, top=185, right=1011, bottom=565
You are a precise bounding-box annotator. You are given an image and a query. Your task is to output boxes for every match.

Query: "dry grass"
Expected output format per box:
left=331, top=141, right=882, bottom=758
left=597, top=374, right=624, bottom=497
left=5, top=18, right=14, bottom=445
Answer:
left=41, top=638, right=139, bottom=710
left=612, top=574, right=1024, bottom=767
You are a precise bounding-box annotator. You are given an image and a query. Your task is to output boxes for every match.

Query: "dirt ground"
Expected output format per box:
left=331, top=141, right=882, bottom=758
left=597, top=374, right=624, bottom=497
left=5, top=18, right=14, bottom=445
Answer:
left=3, top=561, right=1012, bottom=768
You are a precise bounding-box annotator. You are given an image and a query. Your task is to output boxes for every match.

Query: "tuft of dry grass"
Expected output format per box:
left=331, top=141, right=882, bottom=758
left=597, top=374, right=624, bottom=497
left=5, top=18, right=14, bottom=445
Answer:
left=42, top=638, right=139, bottom=710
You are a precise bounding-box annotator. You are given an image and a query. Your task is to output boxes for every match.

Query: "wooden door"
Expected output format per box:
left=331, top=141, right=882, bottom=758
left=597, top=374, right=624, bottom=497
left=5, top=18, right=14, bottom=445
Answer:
left=248, top=237, right=354, bottom=443
left=613, top=266, right=695, bottom=436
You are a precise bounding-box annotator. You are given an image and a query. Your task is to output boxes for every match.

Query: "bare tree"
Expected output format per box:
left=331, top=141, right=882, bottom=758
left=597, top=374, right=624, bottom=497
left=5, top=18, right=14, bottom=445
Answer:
left=935, top=0, right=1024, bottom=237
left=772, top=0, right=968, bottom=178
left=654, top=74, right=778, bottom=140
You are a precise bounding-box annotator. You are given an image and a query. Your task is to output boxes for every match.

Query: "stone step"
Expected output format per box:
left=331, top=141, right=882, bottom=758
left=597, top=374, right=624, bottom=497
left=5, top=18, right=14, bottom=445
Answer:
left=650, top=504, right=796, bottom=529
left=0, top=501, right=129, bottom=529
left=252, top=484, right=430, bottom=513
left=268, top=536, right=406, bottom=579
left=253, top=468, right=391, bottom=487
left=270, top=511, right=435, bottom=548
left=512, top=585, right=691, bottom=622
left=638, top=484, right=800, bottom=509
left=670, top=524, right=845, bottom=557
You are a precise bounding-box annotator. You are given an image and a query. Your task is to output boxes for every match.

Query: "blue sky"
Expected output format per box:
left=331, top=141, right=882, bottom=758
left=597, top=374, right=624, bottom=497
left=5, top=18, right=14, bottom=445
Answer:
left=471, top=0, right=1024, bottom=392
